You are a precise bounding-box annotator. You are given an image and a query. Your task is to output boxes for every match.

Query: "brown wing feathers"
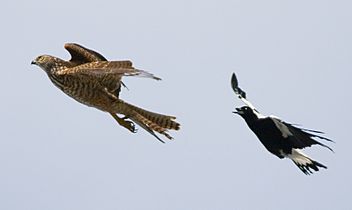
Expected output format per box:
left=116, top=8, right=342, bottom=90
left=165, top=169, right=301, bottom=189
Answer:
left=61, top=61, right=161, bottom=81
left=64, top=43, right=108, bottom=64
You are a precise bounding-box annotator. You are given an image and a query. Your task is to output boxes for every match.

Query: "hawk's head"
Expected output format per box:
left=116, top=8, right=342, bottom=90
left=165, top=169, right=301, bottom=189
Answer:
left=31, top=55, right=67, bottom=73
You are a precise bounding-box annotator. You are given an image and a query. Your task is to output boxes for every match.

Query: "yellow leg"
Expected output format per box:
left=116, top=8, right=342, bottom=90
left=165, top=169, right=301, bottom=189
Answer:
left=109, top=113, right=136, bottom=133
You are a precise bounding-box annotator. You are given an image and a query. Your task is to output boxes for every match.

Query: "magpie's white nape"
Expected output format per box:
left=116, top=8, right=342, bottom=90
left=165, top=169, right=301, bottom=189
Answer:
left=231, top=73, right=334, bottom=175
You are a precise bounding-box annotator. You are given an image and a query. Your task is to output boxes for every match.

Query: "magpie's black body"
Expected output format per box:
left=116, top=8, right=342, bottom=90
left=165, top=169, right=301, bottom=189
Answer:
left=236, top=107, right=292, bottom=157
left=231, top=73, right=333, bottom=175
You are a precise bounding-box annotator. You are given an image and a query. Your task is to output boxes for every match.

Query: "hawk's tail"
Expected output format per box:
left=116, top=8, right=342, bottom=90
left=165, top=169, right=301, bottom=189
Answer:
left=116, top=100, right=180, bottom=142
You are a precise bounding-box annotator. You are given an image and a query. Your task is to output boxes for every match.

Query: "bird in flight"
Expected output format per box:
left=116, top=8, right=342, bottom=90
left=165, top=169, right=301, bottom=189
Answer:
left=231, top=73, right=333, bottom=175
left=32, top=43, right=180, bottom=143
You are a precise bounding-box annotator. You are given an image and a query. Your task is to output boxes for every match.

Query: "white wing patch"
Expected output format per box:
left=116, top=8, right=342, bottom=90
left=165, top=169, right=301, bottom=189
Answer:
left=270, top=116, right=293, bottom=138
left=255, top=112, right=267, bottom=119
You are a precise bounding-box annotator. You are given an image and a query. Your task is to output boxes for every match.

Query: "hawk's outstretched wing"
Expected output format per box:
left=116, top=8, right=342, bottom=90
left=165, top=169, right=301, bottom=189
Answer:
left=57, top=61, right=161, bottom=81
left=64, top=43, right=133, bottom=95
left=64, top=43, right=134, bottom=68
left=64, top=43, right=108, bottom=65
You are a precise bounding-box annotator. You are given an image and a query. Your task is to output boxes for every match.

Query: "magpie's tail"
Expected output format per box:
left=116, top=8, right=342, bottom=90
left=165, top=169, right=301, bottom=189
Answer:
left=288, top=149, right=327, bottom=175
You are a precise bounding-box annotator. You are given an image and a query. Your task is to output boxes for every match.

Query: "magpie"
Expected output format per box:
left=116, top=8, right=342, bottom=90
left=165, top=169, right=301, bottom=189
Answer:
left=231, top=73, right=334, bottom=175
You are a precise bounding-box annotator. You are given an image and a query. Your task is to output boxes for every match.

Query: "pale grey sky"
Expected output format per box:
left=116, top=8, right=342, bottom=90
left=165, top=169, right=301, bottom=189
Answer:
left=1, top=0, right=351, bottom=209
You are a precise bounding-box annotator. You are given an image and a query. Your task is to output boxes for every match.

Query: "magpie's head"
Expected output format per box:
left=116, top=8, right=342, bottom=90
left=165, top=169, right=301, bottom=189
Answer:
left=233, top=106, right=258, bottom=120
left=234, top=106, right=252, bottom=115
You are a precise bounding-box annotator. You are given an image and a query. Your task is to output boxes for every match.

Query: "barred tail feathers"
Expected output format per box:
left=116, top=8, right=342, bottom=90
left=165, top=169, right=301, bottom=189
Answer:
left=123, top=101, right=180, bottom=131
left=129, top=112, right=172, bottom=143
left=116, top=100, right=180, bottom=141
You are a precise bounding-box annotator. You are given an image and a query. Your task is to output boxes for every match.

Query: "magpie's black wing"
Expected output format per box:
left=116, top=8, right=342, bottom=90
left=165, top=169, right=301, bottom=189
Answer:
left=231, top=73, right=246, bottom=98
left=283, top=122, right=334, bottom=152
left=231, top=73, right=261, bottom=115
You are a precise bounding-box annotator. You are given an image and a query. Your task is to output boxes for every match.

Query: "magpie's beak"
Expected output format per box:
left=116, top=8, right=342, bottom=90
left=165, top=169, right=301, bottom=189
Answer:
left=31, top=60, right=36, bottom=65
left=233, top=107, right=242, bottom=115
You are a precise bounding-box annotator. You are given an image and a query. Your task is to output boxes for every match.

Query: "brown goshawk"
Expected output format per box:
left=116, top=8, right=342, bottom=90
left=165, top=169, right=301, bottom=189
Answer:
left=32, top=43, right=180, bottom=142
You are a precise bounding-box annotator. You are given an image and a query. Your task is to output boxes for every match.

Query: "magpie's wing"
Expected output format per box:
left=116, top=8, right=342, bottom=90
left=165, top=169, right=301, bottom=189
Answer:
left=283, top=121, right=334, bottom=152
left=231, top=73, right=261, bottom=115
left=231, top=73, right=246, bottom=98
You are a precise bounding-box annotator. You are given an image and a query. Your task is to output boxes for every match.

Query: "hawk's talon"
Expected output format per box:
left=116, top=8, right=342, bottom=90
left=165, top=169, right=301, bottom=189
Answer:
left=118, top=119, right=136, bottom=133
left=110, top=113, right=137, bottom=133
